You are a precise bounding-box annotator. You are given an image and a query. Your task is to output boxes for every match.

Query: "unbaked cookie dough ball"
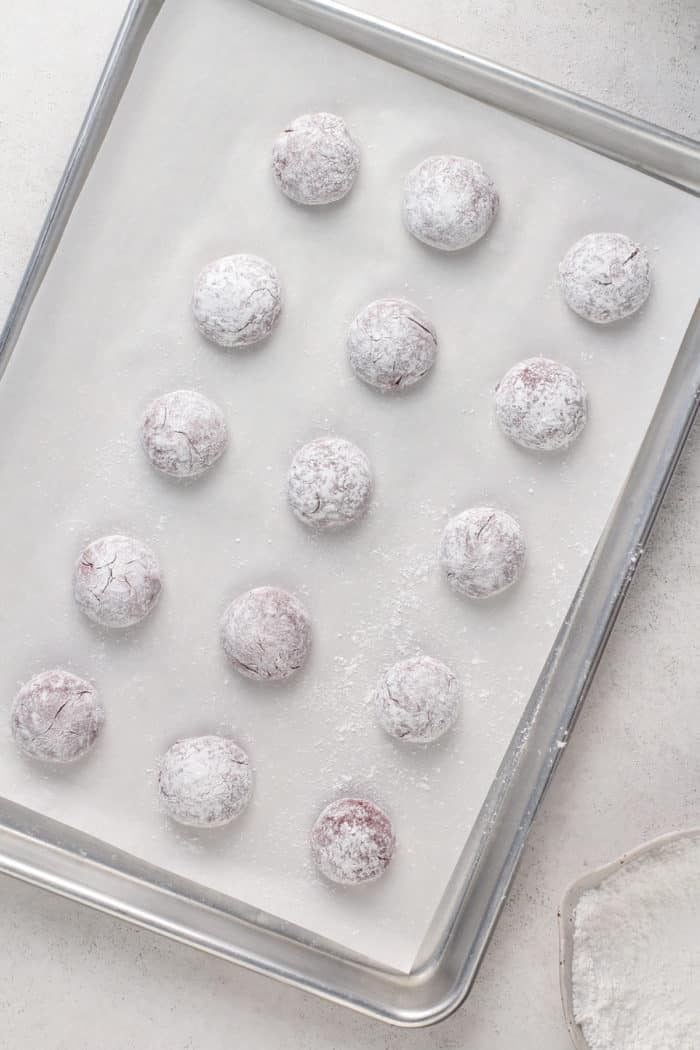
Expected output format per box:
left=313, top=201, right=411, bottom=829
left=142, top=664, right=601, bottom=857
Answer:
left=220, top=586, right=311, bottom=681
left=439, top=507, right=525, bottom=599
left=287, top=437, right=372, bottom=530
left=374, top=655, right=460, bottom=744
left=310, top=797, right=395, bottom=885
left=272, top=112, right=360, bottom=205
left=158, top=736, right=252, bottom=828
left=494, top=356, right=587, bottom=452
left=192, top=254, right=281, bottom=347
left=402, top=155, right=499, bottom=251
left=11, top=669, right=104, bottom=764
left=73, top=534, right=162, bottom=628
left=559, top=232, right=651, bottom=324
left=347, top=298, right=438, bottom=391
left=140, top=389, right=228, bottom=478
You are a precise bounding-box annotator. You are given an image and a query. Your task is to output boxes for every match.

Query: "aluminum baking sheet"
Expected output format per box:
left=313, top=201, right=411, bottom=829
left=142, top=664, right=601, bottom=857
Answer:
left=0, top=0, right=699, bottom=974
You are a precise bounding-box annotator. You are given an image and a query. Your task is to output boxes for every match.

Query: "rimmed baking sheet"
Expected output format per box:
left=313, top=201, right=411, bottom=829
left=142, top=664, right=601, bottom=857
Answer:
left=0, top=0, right=699, bottom=972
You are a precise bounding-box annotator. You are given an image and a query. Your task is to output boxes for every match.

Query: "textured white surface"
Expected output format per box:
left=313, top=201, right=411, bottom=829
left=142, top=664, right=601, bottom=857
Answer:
left=1, top=0, right=698, bottom=1046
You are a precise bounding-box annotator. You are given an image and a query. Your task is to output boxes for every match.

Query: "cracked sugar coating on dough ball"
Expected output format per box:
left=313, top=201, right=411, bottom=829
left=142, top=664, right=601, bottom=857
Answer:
left=439, top=507, right=525, bottom=599
left=272, top=112, right=360, bottom=205
left=11, top=669, right=104, bottom=764
left=374, top=655, right=460, bottom=744
left=220, top=586, right=311, bottom=681
left=287, top=437, right=372, bottom=530
left=158, top=736, right=252, bottom=827
left=73, top=534, right=162, bottom=628
left=559, top=232, right=651, bottom=323
left=311, top=798, right=395, bottom=885
left=140, top=389, right=228, bottom=478
left=192, top=254, right=281, bottom=347
left=494, top=356, right=588, bottom=452
left=347, top=298, right=438, bottom=391
left=402, top=155, right=499, bottom=251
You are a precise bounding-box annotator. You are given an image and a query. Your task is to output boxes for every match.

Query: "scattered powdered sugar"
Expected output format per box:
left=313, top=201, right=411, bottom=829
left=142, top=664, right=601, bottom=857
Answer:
left=572, top=834, right=700, bottom=1050
left=439, top=506, right=526, bottom=598
left=310, top=797, right=395, bottom=884
left=346, top=297, right=438, bottom=391
left=140, top=389, right=228, bottom=478
left=220, top=585, right=312, bottom=681
left=559, top=232, right=651, bottom=324
left=158, top=735, right=252, bottom=827
left=192, top=254, right=281, bottom=347
left=402, top=155, right=499, bottom=251
left=374, top=655, right=460, bottom=744
left=72, top=534, right=162, bottom=628
left=272, top=112, right=360, bottom=206
left=11, top=668, right=104, bottom=764
left=494, top=356, right=588, bottom=452
left=286, top=436, right=372, bottom=530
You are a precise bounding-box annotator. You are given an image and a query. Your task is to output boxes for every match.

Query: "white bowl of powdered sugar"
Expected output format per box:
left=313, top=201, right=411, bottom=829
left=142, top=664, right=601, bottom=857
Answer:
left=558, top=827, right=700, bottom=1050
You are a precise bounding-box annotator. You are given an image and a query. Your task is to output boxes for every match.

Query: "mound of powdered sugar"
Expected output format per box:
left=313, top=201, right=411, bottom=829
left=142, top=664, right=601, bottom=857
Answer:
left=374, top=655, right=460, bottom=744
left=158, top=735, right=252, bottom=827
left=220, top=585, right=312, bottom=681
left=140, top=389, right=228, bottom=478
left=347, top=298, right=438, bottom=391
left=494, top=356, right=588, bottom=452
left=11, top=669, right=104, bottom=764
left=272, top=112, right=360, bottom=205
left=192, top=254, right=281, bottom=347
left=287, top=436, right=372, bottom=530
left=402, top=155, right=499, bottom=251
left=572, top=835, right=700, bottom=1050
left=310, top=797, right=395, bottom=885
left=439, top=507, right=526, bottom=599
left=559, top=232, right=651, bottom=324
left=72, top=534, right=162, bottom=628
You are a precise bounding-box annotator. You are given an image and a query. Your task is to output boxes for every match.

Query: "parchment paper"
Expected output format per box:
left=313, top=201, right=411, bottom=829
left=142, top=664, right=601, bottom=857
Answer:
left=0, top=0, right=698, bottom=972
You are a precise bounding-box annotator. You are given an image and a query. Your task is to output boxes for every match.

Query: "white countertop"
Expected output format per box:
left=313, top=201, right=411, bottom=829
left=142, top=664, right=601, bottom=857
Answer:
left=1, top=2, right=698, bottom=1047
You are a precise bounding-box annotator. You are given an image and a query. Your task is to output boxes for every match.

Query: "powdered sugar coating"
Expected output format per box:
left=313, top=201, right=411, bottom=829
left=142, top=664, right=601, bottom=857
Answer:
left=192, top=254, right=281, bottom=347
left=11, top=669, right=104, bottom=764
left=347, top=298, right=438, bottom=391
left=494, top=356, right=588, bottom=452
left=140, top=389, right=228, bottom=478
left=559, top=232, right=651, bottom=324
left=439, top=507, right=526, bottom=599
left=158, top=736, right=252, bottom=827
left=402, top=155, right=499, bottom=251
left=220, top=586, right=311, bottom=681
left=287, top=437, right=372, bottom=530
left=374, top=655, right=460, bottom=744
left=310, top=798, right=395, bottom=885
left=272, top=112, right=360, bottom=205
left=73, top=534, right=162, bottom=628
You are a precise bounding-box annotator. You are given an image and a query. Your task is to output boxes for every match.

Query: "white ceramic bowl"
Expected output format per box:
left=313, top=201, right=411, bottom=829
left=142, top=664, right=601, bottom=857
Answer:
left=557, top=826, right=700, bottom=1050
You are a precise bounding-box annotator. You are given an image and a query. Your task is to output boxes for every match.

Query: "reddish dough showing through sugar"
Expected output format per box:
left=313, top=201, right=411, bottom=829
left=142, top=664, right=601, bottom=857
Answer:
left=402, top=155, right=499, bottom=251
left=72, top=534, right=162, bottom=628
left=11, top=669, right=104, bottom=764
left=287, top=437, right=372, bottom=530
left=494, top=356, right=588, bottom=452
left=347, top=298, right=438, bottom=391
left=559, top=232, right=651, bottom=324
left=192, top=254, right=281, bottom=348
left=439, top=506, right=526, bottom=599
left=272, top=112, right=360, bottom=205
left=374, top=655, right=460, bottom=744
left=140, top=389, right=228, bottom=479
left=220, top=586, right=312, bottom=681
left=311, top=797, right=395, bottom=885
left=158, top=736, right=252, bottom=828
